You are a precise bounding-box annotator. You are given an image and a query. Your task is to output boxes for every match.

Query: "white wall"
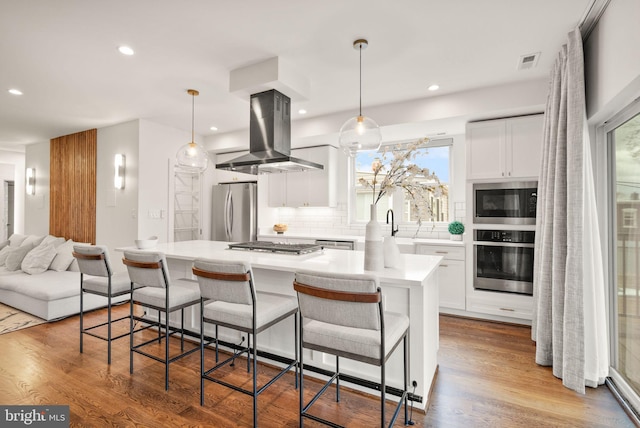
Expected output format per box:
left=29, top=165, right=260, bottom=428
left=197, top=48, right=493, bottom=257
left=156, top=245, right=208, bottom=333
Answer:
left=24, top=142, right=49, bottom=236
left=0, top=150, right=26, bottom=234
left=138, top=119, right=215, bottom=244
left=96, top=120, right=140, bottom=269
left=585, top=0, right=640, bottom=126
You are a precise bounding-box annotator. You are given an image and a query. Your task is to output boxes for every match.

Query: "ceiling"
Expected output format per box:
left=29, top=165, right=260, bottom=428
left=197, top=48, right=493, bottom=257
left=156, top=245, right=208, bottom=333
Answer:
left=0, top=0, right=593, bottom=151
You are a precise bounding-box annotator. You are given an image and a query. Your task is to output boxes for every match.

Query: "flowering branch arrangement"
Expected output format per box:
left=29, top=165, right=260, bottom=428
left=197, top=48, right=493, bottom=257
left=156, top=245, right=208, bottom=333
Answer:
left=358, top=138, right=447, bottom=235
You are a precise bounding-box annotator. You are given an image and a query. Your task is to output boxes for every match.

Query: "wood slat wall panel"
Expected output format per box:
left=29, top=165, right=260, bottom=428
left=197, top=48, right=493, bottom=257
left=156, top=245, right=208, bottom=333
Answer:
left=49, top=129, right=96, bottom=244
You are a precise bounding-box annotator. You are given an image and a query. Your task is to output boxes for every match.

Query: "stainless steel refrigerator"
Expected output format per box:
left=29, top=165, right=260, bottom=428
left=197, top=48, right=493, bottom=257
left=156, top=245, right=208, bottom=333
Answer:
left=211, top=182, right=257, bottom=242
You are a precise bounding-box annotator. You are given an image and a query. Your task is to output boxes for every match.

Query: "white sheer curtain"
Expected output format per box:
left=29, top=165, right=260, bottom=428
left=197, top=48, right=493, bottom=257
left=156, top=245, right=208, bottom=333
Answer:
left=532, top=27, right=608, bottom=393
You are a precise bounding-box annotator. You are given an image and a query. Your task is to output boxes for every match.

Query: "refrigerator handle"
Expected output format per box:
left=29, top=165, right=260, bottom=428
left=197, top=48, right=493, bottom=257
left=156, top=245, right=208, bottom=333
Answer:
left=224, top=189, right=232, bottom=240
left=227, top=189, right=234, bottom=239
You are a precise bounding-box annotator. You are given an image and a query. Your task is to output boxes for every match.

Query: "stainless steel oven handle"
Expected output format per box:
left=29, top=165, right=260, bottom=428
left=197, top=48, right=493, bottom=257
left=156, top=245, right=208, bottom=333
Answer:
left=473, top=241, right=535, bottom=248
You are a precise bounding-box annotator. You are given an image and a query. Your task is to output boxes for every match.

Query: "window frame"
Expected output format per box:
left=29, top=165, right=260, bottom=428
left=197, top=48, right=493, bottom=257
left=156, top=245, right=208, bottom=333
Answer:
left=348, top=138, right=453, bottom=227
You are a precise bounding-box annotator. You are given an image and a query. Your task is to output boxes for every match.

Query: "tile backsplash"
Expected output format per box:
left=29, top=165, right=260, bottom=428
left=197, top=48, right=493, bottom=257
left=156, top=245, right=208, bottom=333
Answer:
left=268, top=202, right=466, bottom=239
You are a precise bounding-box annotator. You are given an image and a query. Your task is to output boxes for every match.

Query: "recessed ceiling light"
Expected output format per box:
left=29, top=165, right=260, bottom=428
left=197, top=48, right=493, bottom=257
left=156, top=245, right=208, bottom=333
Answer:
left=118, top=46, right=135, bottom=56
left=210, top=126, right=218, bottom=131
left=428, top=84, right=440, bottom=91
left=298, top=109, right=307, bottom=115
left=8, top=88, right=23, bottom=95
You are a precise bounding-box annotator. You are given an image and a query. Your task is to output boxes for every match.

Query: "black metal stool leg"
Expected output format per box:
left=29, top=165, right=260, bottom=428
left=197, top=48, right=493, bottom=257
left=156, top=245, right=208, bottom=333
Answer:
left=200, top=299, right=205, bottom=406
left=79, top=274, right=84, bottom=355
left=129, top=297, right=134, bottom=374
left=107, top=276, right=112, bottom=365
left=336, top=355, right=340, bottom=402
left=381, top=363, right=386, bottom=428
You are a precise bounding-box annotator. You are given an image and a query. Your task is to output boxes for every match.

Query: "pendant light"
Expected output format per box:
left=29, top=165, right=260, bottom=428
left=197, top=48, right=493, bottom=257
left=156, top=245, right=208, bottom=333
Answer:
left=176, top=89, right=209, bottom=172
left=339, top=39, right=381, bottom=156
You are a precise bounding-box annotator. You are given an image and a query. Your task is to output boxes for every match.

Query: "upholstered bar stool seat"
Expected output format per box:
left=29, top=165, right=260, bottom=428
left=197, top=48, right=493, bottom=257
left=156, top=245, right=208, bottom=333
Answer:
left=133, top=283, right=200, bottom=309
left=81, top=271, right=132, bottom=295
left=294, top=269, right=410, bottom=428
left=202, top=291, right=298, bottom=330
left=192, top=258, right=298, bottom=428
left=302, top=312, right=409, bottom=365
left=73, top=244, right=137, bottom=365
left=123, top=250, right=201, bottom=391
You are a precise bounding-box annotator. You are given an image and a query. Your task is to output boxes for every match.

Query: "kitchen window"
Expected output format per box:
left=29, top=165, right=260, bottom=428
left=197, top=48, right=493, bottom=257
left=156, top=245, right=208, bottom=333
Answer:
left=351, top=139, right=451, bottom=224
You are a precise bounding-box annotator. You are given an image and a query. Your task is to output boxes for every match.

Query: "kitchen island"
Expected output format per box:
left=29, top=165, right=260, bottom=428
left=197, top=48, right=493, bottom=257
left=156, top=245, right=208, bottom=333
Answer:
left=119, top=240, right=441, bottom=410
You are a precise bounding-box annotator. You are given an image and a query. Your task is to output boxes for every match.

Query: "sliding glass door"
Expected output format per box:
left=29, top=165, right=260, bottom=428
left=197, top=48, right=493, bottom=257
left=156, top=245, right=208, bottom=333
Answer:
left=608, top=102, right=640, bottom=413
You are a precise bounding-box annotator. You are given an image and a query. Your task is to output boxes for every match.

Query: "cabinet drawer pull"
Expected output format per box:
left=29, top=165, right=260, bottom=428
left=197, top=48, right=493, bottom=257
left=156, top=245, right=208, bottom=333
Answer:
left=435, top=251, right=448, bottom=254
left=440, top=264, right=448, bottom=268
left=499, top=307, right=515, bottom=312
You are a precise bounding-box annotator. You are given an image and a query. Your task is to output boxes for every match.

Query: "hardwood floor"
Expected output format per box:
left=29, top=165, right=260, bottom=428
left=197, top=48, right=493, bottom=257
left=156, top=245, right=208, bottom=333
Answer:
left=0, top=305, right=634, bottom=427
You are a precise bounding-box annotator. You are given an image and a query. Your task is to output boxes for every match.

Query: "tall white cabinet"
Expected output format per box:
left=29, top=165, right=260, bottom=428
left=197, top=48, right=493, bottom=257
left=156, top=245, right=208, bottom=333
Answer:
left=464, top=114, right=543, bottom=324
left=466, top=114, right=544, bottom=180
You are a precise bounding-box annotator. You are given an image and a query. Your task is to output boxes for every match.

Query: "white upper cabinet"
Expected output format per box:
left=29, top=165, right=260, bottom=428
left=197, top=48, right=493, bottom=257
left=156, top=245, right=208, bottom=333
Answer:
left=466, top=114, right=543, bottom=180
left=268, top=145, right=337, bottom=208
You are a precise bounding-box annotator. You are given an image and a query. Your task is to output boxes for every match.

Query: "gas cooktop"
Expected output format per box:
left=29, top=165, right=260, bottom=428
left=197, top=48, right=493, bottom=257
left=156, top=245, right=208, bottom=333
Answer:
left=228, top=241, right=323, bottom=255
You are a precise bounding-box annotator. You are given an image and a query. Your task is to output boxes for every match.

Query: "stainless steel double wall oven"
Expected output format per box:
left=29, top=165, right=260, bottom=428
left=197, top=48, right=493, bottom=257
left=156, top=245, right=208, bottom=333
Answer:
left=472, top=181, right=537, bottom=295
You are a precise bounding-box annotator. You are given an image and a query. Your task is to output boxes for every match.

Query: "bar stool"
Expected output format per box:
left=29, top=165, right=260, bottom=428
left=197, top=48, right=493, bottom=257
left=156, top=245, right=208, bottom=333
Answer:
left=122, top=250, right=201, bottom=390
left=293, top=269, right=410, bottom=428
left=73, top=244, right=136, bottom=364
left=192, top=258, right=298, bottom=428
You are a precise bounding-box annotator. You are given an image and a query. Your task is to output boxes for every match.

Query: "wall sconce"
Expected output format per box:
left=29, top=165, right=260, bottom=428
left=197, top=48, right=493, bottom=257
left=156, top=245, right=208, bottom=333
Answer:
left=114, top=154, right=125, bottom=189
left=26, top=168, right=35, bottom=195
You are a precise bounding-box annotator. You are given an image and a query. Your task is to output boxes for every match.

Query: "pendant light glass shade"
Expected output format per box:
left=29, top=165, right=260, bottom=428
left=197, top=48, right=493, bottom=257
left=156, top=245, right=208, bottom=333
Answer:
left=339, top=39, right=381, bottom=156
left=339, top=114, right=382, bottom=156
left=176, top=89, right=209, bottom=172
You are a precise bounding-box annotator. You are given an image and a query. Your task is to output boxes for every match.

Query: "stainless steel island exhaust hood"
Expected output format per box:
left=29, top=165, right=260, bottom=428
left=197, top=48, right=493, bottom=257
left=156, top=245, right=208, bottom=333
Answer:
left=216, top=89, right=323, bottom=175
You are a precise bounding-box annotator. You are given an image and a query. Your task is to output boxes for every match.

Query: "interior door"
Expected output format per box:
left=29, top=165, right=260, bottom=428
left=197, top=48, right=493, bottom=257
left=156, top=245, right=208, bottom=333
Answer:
left=5, top=181, right=14, bottom=240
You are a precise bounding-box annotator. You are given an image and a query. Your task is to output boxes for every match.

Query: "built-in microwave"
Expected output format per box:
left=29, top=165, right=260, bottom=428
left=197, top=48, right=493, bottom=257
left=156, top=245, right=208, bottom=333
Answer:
left=473, top=181, right=537, bottom=225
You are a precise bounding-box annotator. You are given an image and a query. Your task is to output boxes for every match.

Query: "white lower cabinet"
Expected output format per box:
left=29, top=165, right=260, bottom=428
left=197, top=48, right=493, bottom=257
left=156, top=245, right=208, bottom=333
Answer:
left=415, top=244, right=465, bottom=311
left=466, top=292, right=533, bottom=321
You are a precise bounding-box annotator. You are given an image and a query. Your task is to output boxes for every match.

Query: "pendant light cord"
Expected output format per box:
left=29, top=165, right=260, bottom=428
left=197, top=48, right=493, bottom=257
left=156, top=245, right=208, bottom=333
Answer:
left=191, top=92, right=195, bottom=144
left=359, top=43, right=362, bottom=117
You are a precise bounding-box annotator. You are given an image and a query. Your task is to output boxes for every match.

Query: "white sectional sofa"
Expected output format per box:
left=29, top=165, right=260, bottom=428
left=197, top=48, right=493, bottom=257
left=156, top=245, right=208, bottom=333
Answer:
left=0, top=234, right=123, bottom=321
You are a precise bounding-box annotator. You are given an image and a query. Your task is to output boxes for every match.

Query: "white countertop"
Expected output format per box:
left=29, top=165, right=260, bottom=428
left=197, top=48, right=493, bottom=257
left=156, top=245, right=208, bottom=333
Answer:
left=119, top=240, right=442, bottom=287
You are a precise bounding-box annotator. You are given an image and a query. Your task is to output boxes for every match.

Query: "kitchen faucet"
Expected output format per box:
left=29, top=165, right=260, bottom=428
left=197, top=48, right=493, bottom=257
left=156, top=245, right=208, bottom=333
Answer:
left=386, top=209, right=399, bottom=237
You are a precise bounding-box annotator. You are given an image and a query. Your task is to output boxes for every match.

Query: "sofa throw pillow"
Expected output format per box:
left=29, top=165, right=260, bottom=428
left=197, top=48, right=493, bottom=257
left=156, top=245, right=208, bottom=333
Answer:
left=21, top=235, right=45, bottom=248
left=49, top=239, right=76, bottom=272
left=5, top=243, right=34, bottom=271
left=0, top=245, right=12, bottom=266
left=21, top=243, right=57, bottom=275
left=8, top=233, right=27, bottom=247
left=40, top=235, right=66, bottom=248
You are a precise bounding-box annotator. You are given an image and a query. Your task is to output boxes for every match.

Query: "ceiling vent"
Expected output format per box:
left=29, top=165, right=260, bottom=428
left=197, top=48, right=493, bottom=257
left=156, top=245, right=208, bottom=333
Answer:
left=517, top=52, right=540, bottom=70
